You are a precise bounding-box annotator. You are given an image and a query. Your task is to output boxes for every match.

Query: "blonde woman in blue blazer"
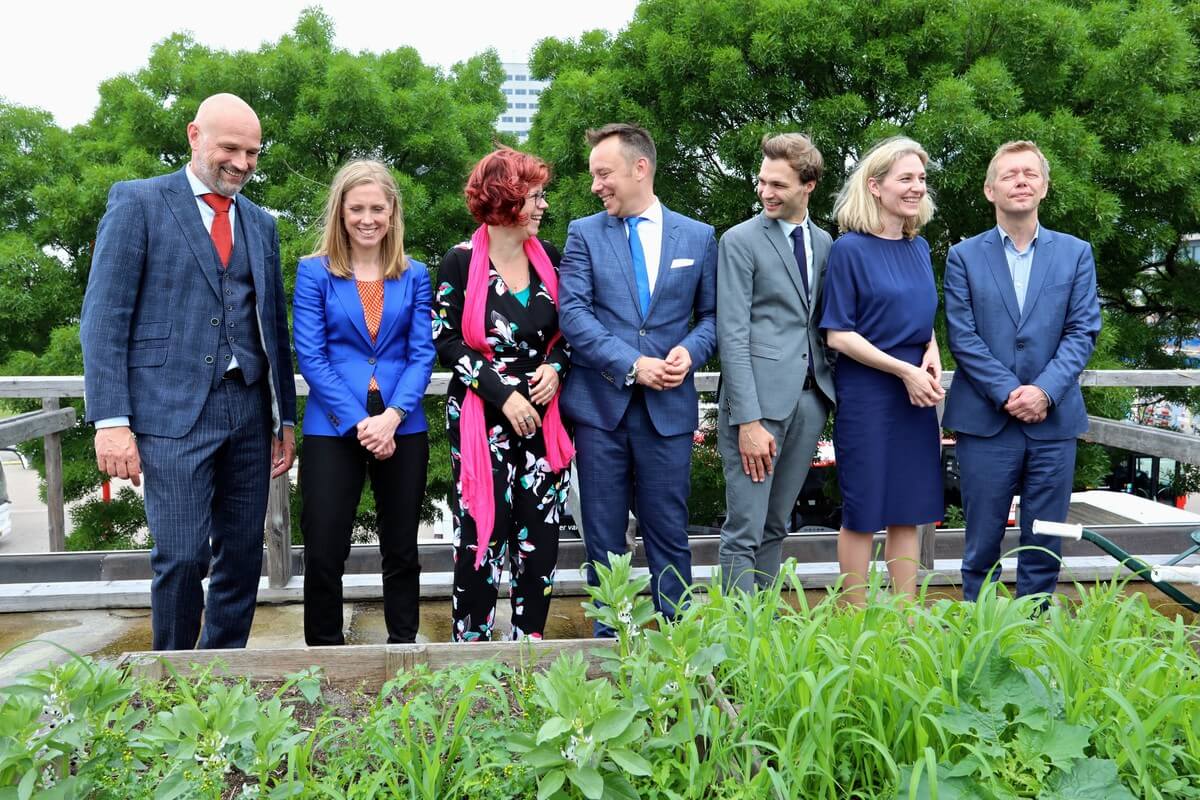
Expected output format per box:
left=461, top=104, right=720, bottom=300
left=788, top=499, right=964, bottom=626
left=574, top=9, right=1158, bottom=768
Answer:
left=293, top=160, right=435, bottom=645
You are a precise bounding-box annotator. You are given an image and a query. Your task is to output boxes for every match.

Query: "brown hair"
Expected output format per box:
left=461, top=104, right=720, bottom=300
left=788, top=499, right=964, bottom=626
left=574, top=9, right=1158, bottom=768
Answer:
left=761, top=133, right=824, bottom=184
left=585, top=123, right=657, bottom=174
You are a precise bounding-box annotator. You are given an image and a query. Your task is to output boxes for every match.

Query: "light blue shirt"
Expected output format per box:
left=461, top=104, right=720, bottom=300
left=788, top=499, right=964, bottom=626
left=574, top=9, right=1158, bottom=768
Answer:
left=997, top=223, right=1039, bottom=313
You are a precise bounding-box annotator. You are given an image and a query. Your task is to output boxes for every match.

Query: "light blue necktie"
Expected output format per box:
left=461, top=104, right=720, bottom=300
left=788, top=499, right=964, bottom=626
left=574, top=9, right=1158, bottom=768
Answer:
left=626, top=216, right=651, bottom=316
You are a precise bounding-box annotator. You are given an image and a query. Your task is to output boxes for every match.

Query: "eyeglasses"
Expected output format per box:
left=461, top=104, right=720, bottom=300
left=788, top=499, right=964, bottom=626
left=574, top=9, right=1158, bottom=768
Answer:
left=526, top=190, right=548, bottom=203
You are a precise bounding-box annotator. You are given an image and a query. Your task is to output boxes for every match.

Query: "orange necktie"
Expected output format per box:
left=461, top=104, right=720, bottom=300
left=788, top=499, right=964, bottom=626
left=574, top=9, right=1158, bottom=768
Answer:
left=200, top=193, right=233, bottom=267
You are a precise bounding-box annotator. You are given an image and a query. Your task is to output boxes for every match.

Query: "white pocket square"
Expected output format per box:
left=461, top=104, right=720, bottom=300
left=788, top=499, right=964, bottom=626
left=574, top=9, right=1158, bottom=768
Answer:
left=670, top=258, right=695, bottom=268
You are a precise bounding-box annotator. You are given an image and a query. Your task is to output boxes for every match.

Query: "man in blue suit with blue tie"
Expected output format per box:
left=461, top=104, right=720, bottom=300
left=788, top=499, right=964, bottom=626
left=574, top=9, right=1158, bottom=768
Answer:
left=559, top=123, right=717, bottom=629
left=944, top=140, right=1101, bottom=601
left=81, top=94, right=297, bottom=650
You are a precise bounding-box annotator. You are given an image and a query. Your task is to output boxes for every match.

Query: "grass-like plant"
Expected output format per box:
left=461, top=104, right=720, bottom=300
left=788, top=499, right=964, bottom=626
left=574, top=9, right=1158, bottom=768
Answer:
left=0, top=561, right=1196, bottom=799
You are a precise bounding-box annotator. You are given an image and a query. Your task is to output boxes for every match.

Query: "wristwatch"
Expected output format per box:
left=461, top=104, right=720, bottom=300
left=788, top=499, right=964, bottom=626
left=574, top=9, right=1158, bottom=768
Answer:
left=625, top=360, right=639, bottom=387
left=389, top=406, right=407, bottom=425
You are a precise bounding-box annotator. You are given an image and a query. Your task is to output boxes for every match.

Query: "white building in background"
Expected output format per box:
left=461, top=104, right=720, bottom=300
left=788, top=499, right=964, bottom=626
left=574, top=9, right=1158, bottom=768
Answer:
left=497, top=62, right=549, bottom=141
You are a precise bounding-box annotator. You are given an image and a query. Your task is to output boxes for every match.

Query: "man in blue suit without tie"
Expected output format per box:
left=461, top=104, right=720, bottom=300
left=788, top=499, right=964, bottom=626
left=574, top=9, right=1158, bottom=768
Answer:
left=943, top=140, right=1101, bottom=601
left=81, top=94, right=297, bottom=650
left=559, top=123, right=718, bottom=631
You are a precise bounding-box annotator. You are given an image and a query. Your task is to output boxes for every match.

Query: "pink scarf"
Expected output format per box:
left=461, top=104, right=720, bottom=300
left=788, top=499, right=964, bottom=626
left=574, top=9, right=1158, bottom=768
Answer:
left=460, top=224, right=574, bottom=569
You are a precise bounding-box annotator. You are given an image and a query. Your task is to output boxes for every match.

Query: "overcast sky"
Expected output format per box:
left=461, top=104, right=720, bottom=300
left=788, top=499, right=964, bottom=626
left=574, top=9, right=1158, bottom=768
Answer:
left=1, top=1, right=640, bottom=128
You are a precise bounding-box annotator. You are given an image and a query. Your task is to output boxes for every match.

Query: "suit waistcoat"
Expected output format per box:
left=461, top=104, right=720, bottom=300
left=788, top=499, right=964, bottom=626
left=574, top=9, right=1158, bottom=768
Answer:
left=211, top=210, right=265, bottom=388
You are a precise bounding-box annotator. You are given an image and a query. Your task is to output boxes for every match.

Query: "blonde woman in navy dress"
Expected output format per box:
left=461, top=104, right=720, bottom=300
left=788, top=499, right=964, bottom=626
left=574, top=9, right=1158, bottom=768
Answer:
left=819, top=137, right=945, bottom=607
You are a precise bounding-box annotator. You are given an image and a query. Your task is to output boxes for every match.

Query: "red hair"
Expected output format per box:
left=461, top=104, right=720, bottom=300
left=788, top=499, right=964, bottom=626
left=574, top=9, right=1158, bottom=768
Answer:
left=464, top=147, right=551, bottom=226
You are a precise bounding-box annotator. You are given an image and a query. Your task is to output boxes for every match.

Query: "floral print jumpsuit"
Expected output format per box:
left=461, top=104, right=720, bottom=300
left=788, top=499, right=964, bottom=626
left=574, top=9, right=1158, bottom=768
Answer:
left=434, top=240, right=570, bottom=641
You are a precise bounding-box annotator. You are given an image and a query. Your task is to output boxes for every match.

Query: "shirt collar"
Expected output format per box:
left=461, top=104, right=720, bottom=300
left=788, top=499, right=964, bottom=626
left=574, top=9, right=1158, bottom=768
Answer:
left=186, top=163, right=237, bottom=206
left=629, top=197, right=662, bottom=225
left=778, top=213, right=810, bottom=237
left=997, top=222, right=1038, bottom=253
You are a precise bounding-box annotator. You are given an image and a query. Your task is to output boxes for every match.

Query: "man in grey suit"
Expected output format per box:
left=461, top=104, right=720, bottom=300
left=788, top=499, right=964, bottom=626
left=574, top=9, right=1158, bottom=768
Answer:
left=81, top=94, right=297, bottom=650
left=717, top=133, right=834, bottom=594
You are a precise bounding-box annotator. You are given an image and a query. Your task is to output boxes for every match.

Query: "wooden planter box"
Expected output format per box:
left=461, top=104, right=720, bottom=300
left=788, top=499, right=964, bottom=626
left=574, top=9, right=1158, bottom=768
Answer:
left=117, top=638, right=618, bottom=689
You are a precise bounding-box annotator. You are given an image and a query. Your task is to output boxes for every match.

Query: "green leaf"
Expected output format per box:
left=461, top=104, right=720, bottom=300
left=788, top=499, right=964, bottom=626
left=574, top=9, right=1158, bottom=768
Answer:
left=1023, top=720, right=1091, bottom=770
left=604, top=774, right=642, bottom=800
left=567, top=764, right=605, bottom=799
left=17, top=769, right=35, bottom=800
left=537, top=716, right=573, bottom=744
left=608, top=747, right=652, bottom=776
left=592, top=708, right=635, bottom=741
left=525, top=745, right=566, bottom=769
left=1039, top=758, right=1138, bottom=800
left=688, top=643, right=727, bottom=675
left=898, top=763, right=1003, bottom=800
left=939, top=704, right=1006, bottom=741
left=537, top=769, right=566, bottom=800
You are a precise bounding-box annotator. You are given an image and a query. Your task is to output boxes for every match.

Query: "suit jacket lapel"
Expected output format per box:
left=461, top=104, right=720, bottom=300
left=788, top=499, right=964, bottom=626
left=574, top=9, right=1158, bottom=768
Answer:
left=237, top=199, right=266, bottom=308
left=1018, top=228, right=1054, bottom=330
left=809, top=223, right=830, bottom=312
left=645, top=209, right=680, bottom=320
left=375, top=269, right=410, bottom=347
left=761, top=214, right=808, bottom=312
left=983, top=229, right=1022, bottom=326
left=331, top=273, right=374, bottom=348
left=604, top=215, right=644, bottom=320
left=162, top=169, right=222, bottom=300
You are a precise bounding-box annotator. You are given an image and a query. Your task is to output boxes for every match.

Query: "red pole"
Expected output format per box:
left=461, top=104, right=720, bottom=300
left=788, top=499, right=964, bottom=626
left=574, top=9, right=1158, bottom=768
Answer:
left=102, top=480, right=111, bottom=502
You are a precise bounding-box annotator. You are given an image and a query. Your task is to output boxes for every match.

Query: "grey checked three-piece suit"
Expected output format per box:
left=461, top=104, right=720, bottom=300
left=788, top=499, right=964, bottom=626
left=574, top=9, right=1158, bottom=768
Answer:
left=81, top=168, right=297, bottom=650
left=716, top=212, right=835, bottom=593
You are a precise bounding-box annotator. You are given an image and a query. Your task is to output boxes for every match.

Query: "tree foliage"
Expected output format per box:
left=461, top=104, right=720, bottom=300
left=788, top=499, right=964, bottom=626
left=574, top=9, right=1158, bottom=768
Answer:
left=0, top=8, right=504, bottom=539
left=529, top=0, right=1200, bottom=369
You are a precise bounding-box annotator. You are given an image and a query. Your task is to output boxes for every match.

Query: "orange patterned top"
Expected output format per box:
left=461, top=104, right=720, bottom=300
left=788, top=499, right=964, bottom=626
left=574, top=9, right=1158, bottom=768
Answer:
left=357, top=279, right=384, bottom=391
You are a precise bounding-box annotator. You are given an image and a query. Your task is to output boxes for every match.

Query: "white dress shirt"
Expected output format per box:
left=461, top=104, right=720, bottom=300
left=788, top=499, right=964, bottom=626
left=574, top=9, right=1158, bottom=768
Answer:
left=627, top=198, right=664, bottom=293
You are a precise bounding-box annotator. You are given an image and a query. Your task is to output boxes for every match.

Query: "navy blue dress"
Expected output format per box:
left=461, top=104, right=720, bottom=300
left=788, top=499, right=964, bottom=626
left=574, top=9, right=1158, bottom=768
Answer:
left=819, top=232, right=943, bottom=531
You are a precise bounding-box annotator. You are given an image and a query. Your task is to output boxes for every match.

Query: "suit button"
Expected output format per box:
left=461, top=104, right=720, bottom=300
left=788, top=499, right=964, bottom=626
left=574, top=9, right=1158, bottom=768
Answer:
left=204, top=355, right=214, bottom=364
left=639, top=329, right=646, bottom=336
left=368, top=357, right=376, bottom=365
left=210, top=318, right=219, bottom=326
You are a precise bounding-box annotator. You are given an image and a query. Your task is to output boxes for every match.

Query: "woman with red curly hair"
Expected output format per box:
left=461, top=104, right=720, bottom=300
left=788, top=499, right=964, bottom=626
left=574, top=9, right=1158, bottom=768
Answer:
left=434, top=147, right=573, bottom=641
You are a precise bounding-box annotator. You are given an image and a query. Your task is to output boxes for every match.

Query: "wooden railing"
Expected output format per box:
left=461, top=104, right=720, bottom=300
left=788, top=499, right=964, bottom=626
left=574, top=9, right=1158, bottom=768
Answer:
left=2, top=370, right=1199, bottom=583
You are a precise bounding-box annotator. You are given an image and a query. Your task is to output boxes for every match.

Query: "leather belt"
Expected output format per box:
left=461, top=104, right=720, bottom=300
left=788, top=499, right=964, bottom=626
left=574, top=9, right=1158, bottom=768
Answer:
left=221, top=367, right=244, bottom=382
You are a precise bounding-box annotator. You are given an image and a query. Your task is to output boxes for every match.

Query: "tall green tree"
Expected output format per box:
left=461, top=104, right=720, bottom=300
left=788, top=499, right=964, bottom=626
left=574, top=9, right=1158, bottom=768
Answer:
left=529, top=0, right=1200, bottom=368
left=0, top=7, right=506, bottom=545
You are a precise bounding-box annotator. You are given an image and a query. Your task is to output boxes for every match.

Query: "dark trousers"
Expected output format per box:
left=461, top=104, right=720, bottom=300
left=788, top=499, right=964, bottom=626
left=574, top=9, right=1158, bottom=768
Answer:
left=139, top=376, right=271, bottom=651
left=575, top=391, right=694, bottom=635
left=449, top=411, right=566, bottom=641
left=300, top=430, right=428, bottom=645
left=958, top=421, right=1076, bottom=600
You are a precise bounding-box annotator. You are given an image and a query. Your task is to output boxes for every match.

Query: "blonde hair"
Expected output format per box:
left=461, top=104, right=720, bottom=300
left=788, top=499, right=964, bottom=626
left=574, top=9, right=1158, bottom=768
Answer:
left=985, top=140, right=1050, bottom=186
left=310, top=160, right=407, bottom=279
left=834, top=136, right=935, bottom=239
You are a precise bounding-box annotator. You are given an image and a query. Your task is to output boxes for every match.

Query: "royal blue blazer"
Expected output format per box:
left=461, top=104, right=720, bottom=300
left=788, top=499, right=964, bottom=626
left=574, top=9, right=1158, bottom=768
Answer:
left=293, top=255, right=435, bottom=437
left=558, top=206, right=718, bottom=436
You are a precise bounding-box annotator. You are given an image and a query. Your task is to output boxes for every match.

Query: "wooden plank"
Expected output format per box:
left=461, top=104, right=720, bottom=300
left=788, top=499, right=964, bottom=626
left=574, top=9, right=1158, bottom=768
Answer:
left=42, top=398, right=66, bottom=552
left=265, top=474, right=292, bottom=589
left=0, top=408, right=76, bottom=449
left=1081, top=416, right=1200, bottom=465
left=3, top=370, right=1200, bottom=399
left=118, top=638, right=619, bottom=687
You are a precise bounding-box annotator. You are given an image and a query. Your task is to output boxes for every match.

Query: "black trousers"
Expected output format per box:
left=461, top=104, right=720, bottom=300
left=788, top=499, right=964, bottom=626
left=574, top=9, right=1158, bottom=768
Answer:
left=300, top=428, right=428, bottom=645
